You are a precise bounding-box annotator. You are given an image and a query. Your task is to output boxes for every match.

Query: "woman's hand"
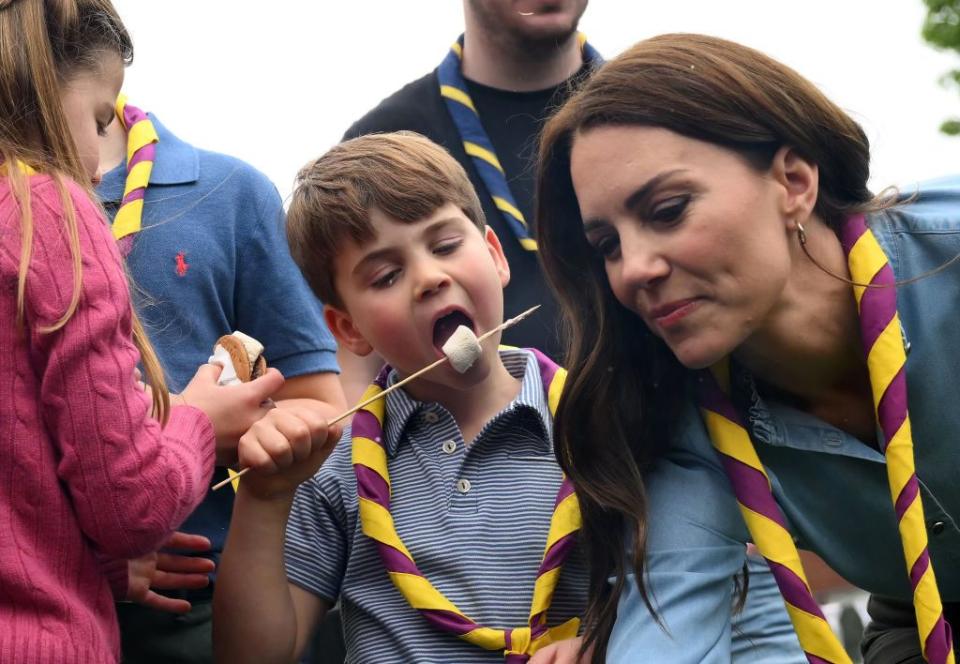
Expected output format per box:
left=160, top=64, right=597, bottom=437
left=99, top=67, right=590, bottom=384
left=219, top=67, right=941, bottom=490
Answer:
left=237, top=404, right=342, bottom=500
left=176, top=363, right=285, bottom=465
left=126, top=531, right=215, bottom=614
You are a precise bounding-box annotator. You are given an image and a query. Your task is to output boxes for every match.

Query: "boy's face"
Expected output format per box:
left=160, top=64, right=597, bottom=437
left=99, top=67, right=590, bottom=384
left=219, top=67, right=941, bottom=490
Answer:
left=325, top=203, right=511, bottom=384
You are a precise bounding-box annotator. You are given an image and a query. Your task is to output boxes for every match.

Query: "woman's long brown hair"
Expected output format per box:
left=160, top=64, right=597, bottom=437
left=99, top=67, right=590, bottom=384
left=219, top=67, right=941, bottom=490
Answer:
left=1, top=0, right=170, bottom=422
left=535, top=33, right=875, bottom=662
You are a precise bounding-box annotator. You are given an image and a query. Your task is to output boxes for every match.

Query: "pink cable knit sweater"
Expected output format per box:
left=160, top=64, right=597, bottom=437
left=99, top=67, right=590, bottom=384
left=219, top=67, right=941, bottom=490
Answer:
left=0, top=175, right=215, bottom=663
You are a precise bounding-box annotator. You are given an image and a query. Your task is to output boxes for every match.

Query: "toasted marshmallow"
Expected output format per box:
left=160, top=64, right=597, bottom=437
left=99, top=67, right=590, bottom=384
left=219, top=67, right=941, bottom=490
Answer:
left=231, top=331, right=264, bottom=364
left=441, top=325, right=482, bottom=374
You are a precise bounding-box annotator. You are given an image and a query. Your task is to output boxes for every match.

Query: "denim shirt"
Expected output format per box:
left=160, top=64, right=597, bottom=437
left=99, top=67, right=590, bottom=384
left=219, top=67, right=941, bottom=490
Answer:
left=609, top=176, right=960, bottom=662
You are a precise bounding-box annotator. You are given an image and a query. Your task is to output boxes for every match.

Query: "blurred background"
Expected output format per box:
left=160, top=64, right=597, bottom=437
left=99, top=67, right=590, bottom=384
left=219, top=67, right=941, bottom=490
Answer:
left=112, top=0, right=957, bottom=202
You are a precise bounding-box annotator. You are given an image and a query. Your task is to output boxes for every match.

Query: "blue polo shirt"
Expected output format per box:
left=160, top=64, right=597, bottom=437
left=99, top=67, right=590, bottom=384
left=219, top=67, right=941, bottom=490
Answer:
left=96, top=115, right=339, bottom=568
left=608, top=176, right=960, bottom=662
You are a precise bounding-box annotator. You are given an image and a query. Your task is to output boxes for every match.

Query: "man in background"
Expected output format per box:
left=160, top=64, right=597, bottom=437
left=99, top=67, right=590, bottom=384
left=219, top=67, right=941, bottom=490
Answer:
left=339, top=0, right=597, bottom=404
left=98, top=98, right=345, bottom=663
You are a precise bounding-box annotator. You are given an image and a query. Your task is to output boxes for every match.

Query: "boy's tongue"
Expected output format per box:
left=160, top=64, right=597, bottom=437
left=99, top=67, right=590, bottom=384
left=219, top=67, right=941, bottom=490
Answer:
left=433, top=311, right=474, bottom=349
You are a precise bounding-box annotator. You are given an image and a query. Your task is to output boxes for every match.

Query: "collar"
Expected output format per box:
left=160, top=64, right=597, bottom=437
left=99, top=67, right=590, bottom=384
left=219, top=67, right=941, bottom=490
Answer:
left=730, top=364, right=886, bottom=464
left=98, top=114, right=200, bottom=203
left=379, top=347, right=553, bottom=458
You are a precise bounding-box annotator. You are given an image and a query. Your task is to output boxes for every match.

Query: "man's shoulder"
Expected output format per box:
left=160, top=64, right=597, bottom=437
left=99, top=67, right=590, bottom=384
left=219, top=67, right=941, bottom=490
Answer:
left=191, top=147, right=277, bottom=198
left=342, top=70, right=452, bottom=143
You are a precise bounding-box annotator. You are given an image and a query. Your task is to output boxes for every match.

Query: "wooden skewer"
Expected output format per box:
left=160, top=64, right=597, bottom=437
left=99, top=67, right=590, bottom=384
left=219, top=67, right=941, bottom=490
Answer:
left=212, top=305, right=541, bottom=491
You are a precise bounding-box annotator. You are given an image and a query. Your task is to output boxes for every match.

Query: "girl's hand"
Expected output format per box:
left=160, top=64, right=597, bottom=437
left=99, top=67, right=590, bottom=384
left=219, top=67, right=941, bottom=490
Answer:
left=126, top=531, right=215, bottom=614
left=529, top=637, right=591, bottom=664
left=237, top=404, right=342, bottom=500
left=177, top=364, right=285, bottom=465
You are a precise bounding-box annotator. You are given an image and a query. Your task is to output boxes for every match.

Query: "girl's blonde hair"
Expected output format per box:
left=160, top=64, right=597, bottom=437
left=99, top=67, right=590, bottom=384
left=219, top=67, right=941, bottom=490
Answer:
left=1, top=0, right=169, bottom=422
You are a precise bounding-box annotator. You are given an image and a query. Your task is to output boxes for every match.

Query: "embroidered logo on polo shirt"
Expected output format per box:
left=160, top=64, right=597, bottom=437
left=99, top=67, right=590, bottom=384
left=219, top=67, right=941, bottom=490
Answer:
left=175, top=251, right=189, bottom=277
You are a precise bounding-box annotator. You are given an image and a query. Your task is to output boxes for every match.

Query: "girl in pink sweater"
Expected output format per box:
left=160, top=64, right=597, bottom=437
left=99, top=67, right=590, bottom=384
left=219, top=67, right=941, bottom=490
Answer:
left=0, top=1, right=285, bottom=661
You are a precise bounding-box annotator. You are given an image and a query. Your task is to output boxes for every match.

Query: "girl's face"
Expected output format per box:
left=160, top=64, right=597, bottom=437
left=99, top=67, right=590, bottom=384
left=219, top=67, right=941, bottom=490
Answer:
left=569, top=125, right=795, bottom=370
left=60, top=53, right=124, bottom=183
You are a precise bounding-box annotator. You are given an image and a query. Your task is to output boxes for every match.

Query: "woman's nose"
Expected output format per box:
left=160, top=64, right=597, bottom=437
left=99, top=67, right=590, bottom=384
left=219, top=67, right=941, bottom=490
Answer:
left=618, top=233, right=670, bottom=290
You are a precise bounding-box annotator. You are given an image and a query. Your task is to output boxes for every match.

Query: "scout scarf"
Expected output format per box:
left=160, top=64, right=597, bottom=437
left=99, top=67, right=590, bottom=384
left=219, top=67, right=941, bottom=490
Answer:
left=111, top=94, right=158, bottom=254
left=352, top=349, right=581, bottom=662
left=698, top=215, right=954, bottom=664
left=438, top=34, right=601, bottom=251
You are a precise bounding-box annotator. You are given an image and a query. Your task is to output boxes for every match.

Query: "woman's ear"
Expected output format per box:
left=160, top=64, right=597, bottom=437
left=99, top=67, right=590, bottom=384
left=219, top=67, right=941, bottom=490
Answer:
left=323, top=305, right=373, bottom=357
left=771, top=146, right=819, bottom=225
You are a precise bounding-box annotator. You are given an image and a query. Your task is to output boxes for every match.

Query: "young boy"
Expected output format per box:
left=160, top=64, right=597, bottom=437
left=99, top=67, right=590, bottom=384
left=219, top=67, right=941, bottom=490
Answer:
left=213, top=131, right=587, bottom=663
left=213, top=132, right=805, bottom=664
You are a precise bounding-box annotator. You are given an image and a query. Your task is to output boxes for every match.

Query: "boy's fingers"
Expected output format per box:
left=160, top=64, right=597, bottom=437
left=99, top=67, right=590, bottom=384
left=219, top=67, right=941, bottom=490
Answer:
left=238, top=430, right=280, bottom=474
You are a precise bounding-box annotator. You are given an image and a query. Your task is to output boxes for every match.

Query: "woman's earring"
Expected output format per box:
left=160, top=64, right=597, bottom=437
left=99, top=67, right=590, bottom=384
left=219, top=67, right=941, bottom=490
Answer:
left=796, top=221, right=808, bottom=247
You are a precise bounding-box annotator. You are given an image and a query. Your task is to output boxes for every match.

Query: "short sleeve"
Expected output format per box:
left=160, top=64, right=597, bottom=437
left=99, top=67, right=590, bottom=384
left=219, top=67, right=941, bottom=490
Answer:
left=284, top=428, right=355, bottom=601
left=234, top=178, right=338, bottom=378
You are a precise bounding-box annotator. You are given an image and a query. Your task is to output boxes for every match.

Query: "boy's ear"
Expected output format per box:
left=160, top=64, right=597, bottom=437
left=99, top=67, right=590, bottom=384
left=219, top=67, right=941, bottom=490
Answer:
left=770, top=146, right=819, bottom=227
left=323, top=305, right=374, bottom=357
left=483, top=226, right=511, bottom=288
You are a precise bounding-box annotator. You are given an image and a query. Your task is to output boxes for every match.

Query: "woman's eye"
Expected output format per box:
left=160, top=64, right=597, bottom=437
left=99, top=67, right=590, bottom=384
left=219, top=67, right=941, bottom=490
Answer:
left=590, top=234, right=621, bottom=260
left=371, top=269, right=400, bottom=289
left=650, top=195, right=691, bottom=224
left=433, top=238, right=463, bottom=256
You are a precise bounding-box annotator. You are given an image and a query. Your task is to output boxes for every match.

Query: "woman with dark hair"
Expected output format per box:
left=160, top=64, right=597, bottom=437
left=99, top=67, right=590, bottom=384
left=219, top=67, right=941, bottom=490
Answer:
left=533, top=33, right=960, bottom=664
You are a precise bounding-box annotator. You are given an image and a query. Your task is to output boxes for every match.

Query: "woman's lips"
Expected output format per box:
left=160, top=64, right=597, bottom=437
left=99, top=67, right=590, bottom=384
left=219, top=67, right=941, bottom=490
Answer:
left=650, top=298, right=701, bottom=329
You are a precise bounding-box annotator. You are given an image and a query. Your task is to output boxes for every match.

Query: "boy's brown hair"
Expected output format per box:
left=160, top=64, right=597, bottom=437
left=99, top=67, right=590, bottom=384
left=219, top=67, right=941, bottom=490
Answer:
left=287, top=131, right=486, bottom=308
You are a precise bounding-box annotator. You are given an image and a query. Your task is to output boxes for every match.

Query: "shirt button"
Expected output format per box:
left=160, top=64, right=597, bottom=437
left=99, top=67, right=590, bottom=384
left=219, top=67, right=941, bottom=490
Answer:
left=423, top=411, right=439, bottom=424
left=442, top=440, right=457, bottom=454
left=456, top=478, right=471, bottom=494
left=931, top=521, right=946, bottom=535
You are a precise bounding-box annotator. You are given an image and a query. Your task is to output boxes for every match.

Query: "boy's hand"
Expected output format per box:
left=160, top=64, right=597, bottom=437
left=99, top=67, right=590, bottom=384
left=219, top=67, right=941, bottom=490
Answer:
left=529, top=637, right=591, bottom=664
left=177, top=364, right=286, bottom=465
left=237, top=405, right=342, bottom=499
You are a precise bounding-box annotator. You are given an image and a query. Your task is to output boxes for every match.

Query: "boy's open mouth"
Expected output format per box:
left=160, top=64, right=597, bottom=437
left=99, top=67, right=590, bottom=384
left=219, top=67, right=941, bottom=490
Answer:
left=432, top=309, right=476, bottom=351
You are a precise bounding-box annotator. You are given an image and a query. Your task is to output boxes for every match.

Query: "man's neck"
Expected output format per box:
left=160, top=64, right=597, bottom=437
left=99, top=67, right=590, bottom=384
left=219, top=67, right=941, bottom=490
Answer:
left=460, top=28, right=582, bottom=92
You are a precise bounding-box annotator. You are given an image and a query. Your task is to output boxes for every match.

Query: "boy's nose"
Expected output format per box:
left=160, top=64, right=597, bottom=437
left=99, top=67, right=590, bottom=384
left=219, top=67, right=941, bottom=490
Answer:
left=413, top=264, right=451, bottom=301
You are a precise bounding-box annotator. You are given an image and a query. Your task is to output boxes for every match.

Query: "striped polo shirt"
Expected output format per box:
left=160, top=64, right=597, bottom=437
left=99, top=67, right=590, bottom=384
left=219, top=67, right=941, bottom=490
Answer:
left=285, top=348, right=587, bottom=663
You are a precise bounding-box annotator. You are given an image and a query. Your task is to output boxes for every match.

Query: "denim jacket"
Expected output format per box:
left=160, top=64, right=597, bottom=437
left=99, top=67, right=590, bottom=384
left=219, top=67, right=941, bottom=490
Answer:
left=608, top=176, right=960, bottom=662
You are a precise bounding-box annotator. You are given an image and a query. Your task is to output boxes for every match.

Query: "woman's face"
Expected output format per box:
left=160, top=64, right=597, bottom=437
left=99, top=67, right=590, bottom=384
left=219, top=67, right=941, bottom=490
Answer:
left=569, top=126, right=795, bottom=370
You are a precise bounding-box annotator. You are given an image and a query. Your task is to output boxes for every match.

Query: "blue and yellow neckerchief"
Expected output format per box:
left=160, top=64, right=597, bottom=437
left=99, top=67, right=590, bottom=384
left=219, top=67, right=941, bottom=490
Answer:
left=438, top=34, right=602, bottom=251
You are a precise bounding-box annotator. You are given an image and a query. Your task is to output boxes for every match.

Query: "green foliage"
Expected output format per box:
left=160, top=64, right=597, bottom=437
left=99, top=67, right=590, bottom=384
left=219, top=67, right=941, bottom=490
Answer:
left=923, top=0, right=960, bottom=49
left=923, top=0, right=960, bottom=135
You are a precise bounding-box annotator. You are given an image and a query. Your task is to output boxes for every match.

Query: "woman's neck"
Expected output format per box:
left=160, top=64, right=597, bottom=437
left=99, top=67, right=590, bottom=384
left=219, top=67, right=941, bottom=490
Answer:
left=734, top=219, right=869, bottom=407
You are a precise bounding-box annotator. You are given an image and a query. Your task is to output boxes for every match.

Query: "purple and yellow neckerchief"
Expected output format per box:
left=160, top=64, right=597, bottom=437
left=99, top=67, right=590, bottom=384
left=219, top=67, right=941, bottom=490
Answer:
left=698, top=214, right=954, bottom=664
left=352, top=349, right=580, bottom=662
left=0, top=160, right=35, bottom=176
left=437, top=33, right=602, bottom=252
left=111, top=94, right=158, bottom=257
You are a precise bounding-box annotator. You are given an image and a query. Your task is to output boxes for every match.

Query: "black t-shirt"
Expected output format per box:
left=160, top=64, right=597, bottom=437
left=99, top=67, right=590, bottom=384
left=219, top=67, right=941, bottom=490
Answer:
left=343, top=69, right=586, bottom=361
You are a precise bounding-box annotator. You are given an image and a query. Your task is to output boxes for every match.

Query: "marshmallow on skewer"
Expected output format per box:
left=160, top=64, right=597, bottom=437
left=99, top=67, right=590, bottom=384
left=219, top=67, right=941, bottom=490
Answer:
left=441, top=325, right=483, bottom=373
